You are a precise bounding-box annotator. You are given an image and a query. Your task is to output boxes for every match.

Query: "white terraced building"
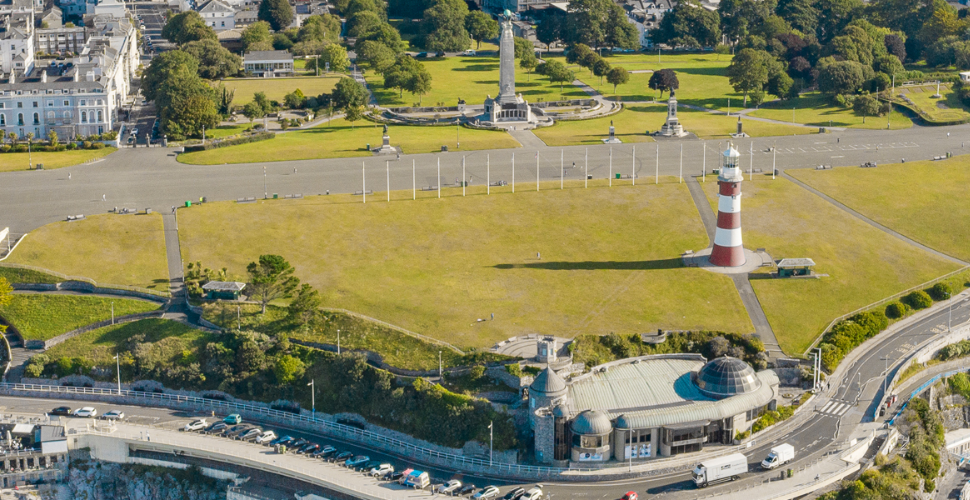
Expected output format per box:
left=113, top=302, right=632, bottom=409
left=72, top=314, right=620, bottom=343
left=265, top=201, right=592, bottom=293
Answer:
left=530, top=355, right=779, bottom=465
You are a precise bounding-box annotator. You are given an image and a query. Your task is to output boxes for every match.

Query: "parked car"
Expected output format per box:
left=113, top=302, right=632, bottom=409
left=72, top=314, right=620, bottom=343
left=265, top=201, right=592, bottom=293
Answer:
left=434, top=51, right=445, bottom=57
left=473, top=486, right=500, bottom=500
left=270, top=435, right=294, bottom=446
left=369, top=463, right=394, bottom=477
left=333, top=451, right=354, bottom=462
left=621, top=492, right=637, bottom=500
left=239, top=428, right=264, bottom=441
left=359, top=460, right=382, bottom=472
left=50, top=407, right=71, bottom=416
left=299, top=443, right=321, bottom=455
left=460, top=50, right=476, bottom=56
left=345, top=455, right=370, bottom=468
left=457, top=484, right=477, bottom=496
left=223, top=414, right=242, bottom=425
left=439, top=479, right=462, bottom=495
left=416, top=52, right=428, bottom=58
left=312, top=445, right=335, bottom=458
left=225, top=424, right=253, bottom=437
left=388, top=469, right=410, bottom=482
left=255, top=430, right=277, bottom=444
left=522, top=487, right=542, bottom=500
left=503, top=487, right=525, bottom=500
left=101, top=410, right=125, bottom=420
left=204, top=422, right=227, bottom=434
left=73, top=407, right=97, bottom=418
left=290, top=438, right=309, bottom=449
left=184, top=419, right=207, bottom=432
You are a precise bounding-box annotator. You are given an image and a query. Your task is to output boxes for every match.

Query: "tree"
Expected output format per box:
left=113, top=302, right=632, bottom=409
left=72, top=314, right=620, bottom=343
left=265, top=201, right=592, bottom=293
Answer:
left=345, top=0, right=386, bottom=19
left=241, top=21, right=273, bottom=52
left=299, top=14, right=341, bottom=44
left=348, top=10, right=383, bottom=38
left=566, top=0, right=611, bottom=48
left=217, top=85, right=234, bottom=116
left=648, top=68, right=680, bottom=99
left=519, top=51, right=538, bottom=81
left=258, top=0, right=294, bottom=32
left=818, top=60, right=865, bottom=94
left=606, top=66, right=629, bottom=93
left=158, top=81, right=219, bottom=139
left=777, top=0, right=819, bottom=34
left=651, top=0, right=721, bottom=48
left=162, top=11, right=216, bottom=45
left=424, top=0, right=471, bottom=52
left=535, top=9, right=566, bottom=48
left=344, top=104, right=364, bottom=128
left=356, top=22, right=407, bottom=53
left=465, top=10, right=498, bottom=49
left=875, top=54, right=904, bottom=76
left=319, top=43, right=350, bottom=73
left=284, top=88, right=306, bottom=109
left=356, top=40, right=397, bottom=74
left=884, top=33, right=907, bottom=61
left=48, top=129, right=58, bottom=147
left=332, top=77, right=368, bottom=110
left=288, top=283, right=322, bottom=326
left=242, top=101, right=265, bottom=124
left=513, top=37, right=534, bottom=59
left=565, top=43, right=593, bottom=65
left=182, top=39, right=241, bottom=79
left=542, top=59, right=575, bottom=92
left=603, top=3, right=640, bottom=50
left=727, top=48, right=771, bottom=106
left=592, top=57, right=611, bottom=84
left=290, top=40, right=326, bottom=56
left=274, top=355, right=306, bottom=384
left=246, top=254, right=299, bottom=314
left=142, top=50, right=200, bottom=102
left=272, top=32, right=294, bottom=51
left=384, top=55, right=433, bottom=102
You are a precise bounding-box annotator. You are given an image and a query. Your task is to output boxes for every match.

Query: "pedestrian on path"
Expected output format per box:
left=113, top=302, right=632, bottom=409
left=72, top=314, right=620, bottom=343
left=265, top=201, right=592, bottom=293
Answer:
left=68, top=173, right=71, bottom=180
left=102, top=194, right=106, bottom=201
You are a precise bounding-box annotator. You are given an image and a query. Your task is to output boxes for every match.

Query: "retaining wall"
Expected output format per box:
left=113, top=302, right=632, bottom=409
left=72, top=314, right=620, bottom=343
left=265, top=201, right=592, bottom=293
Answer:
left=12, top=281, right=169, bottom=302
left=27, top=310, right=165, bottom=350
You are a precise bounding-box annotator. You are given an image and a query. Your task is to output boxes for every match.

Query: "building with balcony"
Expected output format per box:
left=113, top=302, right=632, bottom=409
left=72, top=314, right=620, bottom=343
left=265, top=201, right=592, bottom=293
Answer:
left=35, top=25, right=86, bottom=55
left=531, top=354, right=779, bottom=465
left=243, top=50, right=293, bottom=77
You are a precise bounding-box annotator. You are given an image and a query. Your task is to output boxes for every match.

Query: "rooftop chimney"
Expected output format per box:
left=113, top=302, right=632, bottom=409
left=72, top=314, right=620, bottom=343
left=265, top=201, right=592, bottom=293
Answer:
left=9, top=72, right=15, bottom=84
left=40, top=69, right=46, bottom=83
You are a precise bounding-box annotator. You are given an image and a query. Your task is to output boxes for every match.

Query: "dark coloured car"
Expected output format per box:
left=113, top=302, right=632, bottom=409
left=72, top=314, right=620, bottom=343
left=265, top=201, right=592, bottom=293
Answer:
left=360, top=460, right=383, bottom=472
left=204, top=422, right=228, bottom=434
left=291, top=438, right=309, bottom=448
left=270, top=435, right=293, bottom=446
left=225, top=424, right=252, bottom=437
left=434, top=51, right=445, bottom=57
left=299, top=443, right=320, bottom=455
left=388, top=470, right=407, bottom=482
left=458, top=484, right=477, bottom=496
left=504, top=487, right=525, bottom=500
left=333, top=451, right=353, bottom=462
left=50, top=407, right=71, bottom=416
left=312, top=445, right=335, bottom=458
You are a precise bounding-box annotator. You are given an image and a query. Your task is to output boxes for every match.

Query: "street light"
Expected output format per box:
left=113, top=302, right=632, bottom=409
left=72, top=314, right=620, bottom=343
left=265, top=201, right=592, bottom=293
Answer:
left=307, top=380, right=315, bottom=416
left=488, top=420, right=493, bottom=466
left=263, top=166, right=267, bottom=199
left=881, top=355, right=893, bottom=398
left=113, top=354, right=121, bottom=394
left=337, top=329, right=340, bottom=355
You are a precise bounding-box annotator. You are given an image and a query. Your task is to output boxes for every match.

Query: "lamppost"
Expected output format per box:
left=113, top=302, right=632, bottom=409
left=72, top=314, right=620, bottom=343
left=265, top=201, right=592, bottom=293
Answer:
left=337, top=329, right=341, bottom=355
left=488, top=421, right=493, bottom=466
left=881, top=355, right=892, bottom=398
left=113, top=354, right=121, bottom=394
left=307, top=380, right=315, bottom=416
left=263, top=166, right=267, bottom=199
left=438, top=351, right=442, bottom=379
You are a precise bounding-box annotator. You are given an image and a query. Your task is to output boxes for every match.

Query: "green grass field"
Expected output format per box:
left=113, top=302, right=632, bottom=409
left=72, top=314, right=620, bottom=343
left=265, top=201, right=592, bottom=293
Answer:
left=701, top=177, right=958, bottom=355
left=204, top=124, right=251, bottom=139
left=0, top=294, right=160, bottom=341
left=5, top=214, right=170, bottom=291
left=0, top=266, right=60, bottom=284
left=750, top=92, right=913, bottom=130
left=214, top=76, right=343, bottom=105
left=178, top=180, right=753, bottom=348
left=43, top=318, right=210, bottom=367
left=788, top=158, right=970, bottom=262
left=895, top=84, right=970, bottom=123
left=533, top=105, right=817, bottom=146
left=0, top=148, right=116, bottom=173
left=366, top=55, right=587, bottom=107
left=577, top=53, right=741, bottom=112
left=177, top=119, right=520, bottom=165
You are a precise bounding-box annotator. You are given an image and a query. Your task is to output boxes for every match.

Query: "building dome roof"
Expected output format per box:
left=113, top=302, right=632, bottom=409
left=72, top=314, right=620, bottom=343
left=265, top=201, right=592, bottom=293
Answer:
left=615, top=414, right=632, bottom=429
left=723, top=144, right=740, bottom=158
left=695, top=356, right=761, bottom=399
left=530, top=367, right=567, bottom=395
left=571, top=410, right=612, bottom=435
left=553, top=405, right=568, bottom=418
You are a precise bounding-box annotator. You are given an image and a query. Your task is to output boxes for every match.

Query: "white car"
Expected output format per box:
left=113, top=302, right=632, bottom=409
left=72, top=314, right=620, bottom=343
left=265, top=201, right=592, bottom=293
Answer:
left=439, top=479, right=462, bottom=495
left=101, top=410, right=124, bottom=420
left=473, top=486, right=499, bottom=500
left=255, top=430, right=277, bottom=444
left=369, top=463, right=393, bottom=477
left=183, top=419, right=207, bottom=431
left=73, top=407, right=97, bottom=418
left=461, top=50, right=477, bottom=56
left=523, top=487, right=542, bottom=500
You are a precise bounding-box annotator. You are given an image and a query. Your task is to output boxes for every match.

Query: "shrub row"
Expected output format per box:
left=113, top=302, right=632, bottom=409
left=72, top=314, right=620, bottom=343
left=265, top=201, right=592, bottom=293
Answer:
left=181, top=132, right=275, bottom=153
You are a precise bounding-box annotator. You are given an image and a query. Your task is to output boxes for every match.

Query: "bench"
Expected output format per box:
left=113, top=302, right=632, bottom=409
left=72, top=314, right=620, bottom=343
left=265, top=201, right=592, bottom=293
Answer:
left=752, top=168, right=763, bottom=173
left=66, top=214, right=85, bottom=221
left=421, top=186, right=438, bottom=191
left=236, top=197, right=257, bottom=204
left=489, top=181, right=508, bottom=186
left=282, top=194, right=304, bottom=199
left=353, top=190, right=374, bottom=196
left=815, top=165, right=832, bottom=170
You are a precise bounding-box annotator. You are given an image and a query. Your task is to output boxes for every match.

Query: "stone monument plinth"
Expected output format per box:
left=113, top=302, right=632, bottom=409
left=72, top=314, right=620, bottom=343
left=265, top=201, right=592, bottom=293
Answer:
left=602, top=120, right=622, bottom=143
left=373, top=124, right=398, bottom=154
left=658, top=91, right=687, bottom=137
left=480, top=10, right=537, bottom=129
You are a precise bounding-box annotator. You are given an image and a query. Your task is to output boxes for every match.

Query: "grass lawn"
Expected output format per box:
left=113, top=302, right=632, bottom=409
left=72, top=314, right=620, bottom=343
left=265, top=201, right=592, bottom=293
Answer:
left=43, top=318, right=210, bottom=368
left=213, top=76, right=343, bottom=105
left=177, top=119, right=520, bottom=165
left=788, top=158, right=970, bottom=262
left=204, top=124, right=251, bottom=140
left=178, top=180, right=753, bottom=348
left=200, top=303, right=510, bottom=371
left=533, top=105, right=816, bottom=147
left=578, top=53, right=740, bottom=111
left=366, top=55, right=587, bottom=107
left=750, top=92, right=913, bottom=130
left=0, top=266, right=60, bottom=284
left=0, top=148, right=116, bottom=173
left=5, top=214, right=170, bottom=291
left=895, top=84, right=970, bottom=123
left=701, top=177, right=959, bottom=355
left=0, top=294, right=160, bottom=341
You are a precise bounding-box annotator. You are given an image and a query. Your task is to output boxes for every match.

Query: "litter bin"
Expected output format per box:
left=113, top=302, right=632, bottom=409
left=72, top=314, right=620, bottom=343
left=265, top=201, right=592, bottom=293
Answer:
left=273, top=193, right=278, bottom=199
left=587, top=175, right=593, bottom=179
left=366, top=143, right=370, bottom=150
left=616, top=173, right=621, bottom=179
left=36, top=164, right=43, bottom=170
left=441, top=145, right=448, bottom=152
left=185, top=201, right=191, bottom=207
left=787, top=469, right=793, bottom=478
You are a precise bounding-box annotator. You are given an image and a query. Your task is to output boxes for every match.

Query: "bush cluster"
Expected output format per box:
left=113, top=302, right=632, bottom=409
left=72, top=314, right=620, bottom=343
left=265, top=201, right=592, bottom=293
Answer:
left=885, top=301, right=908, bottom=319
left=940, top=340, right=970, bottom=361
left=818, top=310, right=889, bottom=372
left=571, top=330, right=768, bottom=370
left=750, top=404, right=795, bottom=434
left=928, top=282, right=952, bottom=301
left=182, top=132, right=274, bottom=153
left=904, top=290, right=934, bottom=310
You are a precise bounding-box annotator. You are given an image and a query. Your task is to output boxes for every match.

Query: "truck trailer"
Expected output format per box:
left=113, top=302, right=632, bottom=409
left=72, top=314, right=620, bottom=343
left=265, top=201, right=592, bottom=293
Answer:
left=692, top=453, right=748, bottom=488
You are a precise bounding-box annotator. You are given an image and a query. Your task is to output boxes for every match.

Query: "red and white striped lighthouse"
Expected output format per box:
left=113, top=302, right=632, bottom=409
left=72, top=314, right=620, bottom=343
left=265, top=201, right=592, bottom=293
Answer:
left=709, top=144, right=746, bottom=267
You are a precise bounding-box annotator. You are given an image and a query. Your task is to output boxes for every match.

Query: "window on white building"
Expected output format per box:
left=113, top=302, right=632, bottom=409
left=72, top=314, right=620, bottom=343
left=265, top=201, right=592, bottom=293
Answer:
left=17, top=113, right=23, bottom=125
left=81, top=111, right=86, bottom=123
left=97, top=110, right=102, bottom=122
left=32, top=113, right=39, bottom=124
left=63, top=100, right=69, bottom=106
left=0, top=115, right=5, bottom=125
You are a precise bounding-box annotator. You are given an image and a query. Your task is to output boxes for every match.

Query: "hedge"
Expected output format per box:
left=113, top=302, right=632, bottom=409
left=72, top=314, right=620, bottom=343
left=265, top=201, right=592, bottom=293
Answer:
left=885, top=301, right=909, bottom=319
left=181, top=132, right=275, bottom=152
left=903, top=290, right=933, bottom=310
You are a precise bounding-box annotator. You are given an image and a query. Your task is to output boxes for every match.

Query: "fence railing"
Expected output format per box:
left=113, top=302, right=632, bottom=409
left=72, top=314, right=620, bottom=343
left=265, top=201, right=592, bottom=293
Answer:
left=0, top=262, right=172, bottom=298
left=804, top=266, right=970, bottom=356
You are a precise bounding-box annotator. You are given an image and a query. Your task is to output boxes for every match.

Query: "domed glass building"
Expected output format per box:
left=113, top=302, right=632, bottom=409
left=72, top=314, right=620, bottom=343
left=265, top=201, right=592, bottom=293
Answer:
left=530, top=354, right=779, bottom=465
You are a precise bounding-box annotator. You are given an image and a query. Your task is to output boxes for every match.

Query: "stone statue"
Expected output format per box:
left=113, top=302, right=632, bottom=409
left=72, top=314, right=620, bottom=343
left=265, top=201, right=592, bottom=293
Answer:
left=383, top=124, right=388, bottom=135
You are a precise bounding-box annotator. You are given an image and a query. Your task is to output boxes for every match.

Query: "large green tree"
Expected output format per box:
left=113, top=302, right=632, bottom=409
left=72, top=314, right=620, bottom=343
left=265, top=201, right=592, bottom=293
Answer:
left=465, top=11, right=498, bottom=49
left=240, top=21, right=273, bottom=52
left=535, top=9, right=566, bottom=48
left=332, top=77, right=369, bottom=110
left=318, top=43, right=350, bottom=73
left=356, top=39, right=397, bottom=74
left=423, top=0, right=471, bottom=52
left=246, top=254, right=300, bottom=314
left=539, top=59, right=575, bottom=92
left=142, top=50, right=200, bottom=102
left=648, top=68, right=680, bottom=98
left=817, top=59, right=866, bottom=94
left=603, top=3, right=640, bottom=50
left=651, top=0, right=721, bottom=48
left=161, top=11, right=216, bottom=45
left=777, top=0, right=819, bottom=35
left=288, top=283, right=322, bottom=326
left=258, top=0, right=294, bottom=32
left=348, top=10, right=383, bottom=37
left=566, top=0, right=611, bottom=48
left=299, top=14, right=342, bottom=44
left=384, top=55, right=433, bottom=103
left=728, top=48, right=771, bottom=105
left=182, top=39, right=241, bottom=79
left=606, top=67, right=629, bottom=93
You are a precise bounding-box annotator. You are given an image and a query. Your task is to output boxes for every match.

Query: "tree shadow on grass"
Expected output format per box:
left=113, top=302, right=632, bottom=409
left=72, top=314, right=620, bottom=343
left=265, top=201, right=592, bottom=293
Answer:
left=493, top=257, right=683, bottom=271
left=453, top=63, right=500, bottom=72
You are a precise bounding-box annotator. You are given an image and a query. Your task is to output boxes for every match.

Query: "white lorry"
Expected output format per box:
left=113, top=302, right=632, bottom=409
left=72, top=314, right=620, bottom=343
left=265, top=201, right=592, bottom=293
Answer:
left=692, top=453, right=748, bottom=488
left=761, top=444, right=795, bottom=470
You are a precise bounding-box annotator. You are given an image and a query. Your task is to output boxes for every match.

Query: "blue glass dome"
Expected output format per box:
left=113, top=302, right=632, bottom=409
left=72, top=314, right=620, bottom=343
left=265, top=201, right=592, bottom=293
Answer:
left=695, top=356, right=761, bottom=399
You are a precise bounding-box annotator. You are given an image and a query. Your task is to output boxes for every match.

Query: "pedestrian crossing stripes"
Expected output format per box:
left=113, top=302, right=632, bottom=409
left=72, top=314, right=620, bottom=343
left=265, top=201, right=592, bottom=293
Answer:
left=817, top=400, right=853, bottom=417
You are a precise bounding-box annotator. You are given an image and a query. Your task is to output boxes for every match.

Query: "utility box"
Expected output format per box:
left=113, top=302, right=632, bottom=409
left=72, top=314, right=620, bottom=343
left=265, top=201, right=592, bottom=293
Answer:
left=273, top=193, right=278, bottom=199
left=185, top=201, right=191, bottom=207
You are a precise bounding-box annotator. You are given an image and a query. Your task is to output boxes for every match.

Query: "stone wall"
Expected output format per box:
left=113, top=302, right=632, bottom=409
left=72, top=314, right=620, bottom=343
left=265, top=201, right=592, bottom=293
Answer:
left=11, top=281, right=169, bottom=302
left=487, top=365, right=532, bottom=390
left=28, top=311, right=164, bottom=350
